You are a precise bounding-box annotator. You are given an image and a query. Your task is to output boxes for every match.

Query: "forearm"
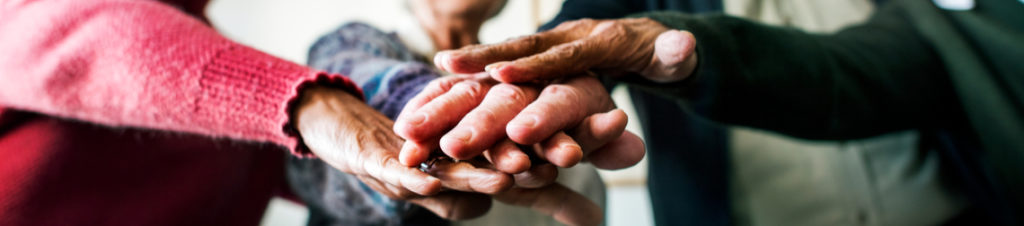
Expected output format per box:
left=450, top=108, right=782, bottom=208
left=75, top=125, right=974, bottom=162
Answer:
left=0, top=0, right=361, bottom=152
left=628, top=3, right=956, bottom=139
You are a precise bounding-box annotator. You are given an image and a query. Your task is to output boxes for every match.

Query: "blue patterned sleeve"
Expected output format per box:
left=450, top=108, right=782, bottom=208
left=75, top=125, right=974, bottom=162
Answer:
left=307, top=22, right=440, bottom=119
left=286, top=22, right=448, bottom=226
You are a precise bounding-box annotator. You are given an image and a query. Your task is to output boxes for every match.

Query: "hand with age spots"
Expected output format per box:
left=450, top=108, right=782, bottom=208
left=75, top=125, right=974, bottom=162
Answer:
left=397, top=18, right=689, bottom=174
left=295, top=86, right=606, bottom=225
left=391, top=73, right=644, bottom=226
left=394, top=73, right=645, bottom=173
left=435, top=18, right=698, bottom=83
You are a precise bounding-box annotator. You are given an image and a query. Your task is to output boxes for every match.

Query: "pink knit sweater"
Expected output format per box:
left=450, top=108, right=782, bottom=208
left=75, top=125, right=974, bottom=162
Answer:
left=0, top=0, right=361, bottom=224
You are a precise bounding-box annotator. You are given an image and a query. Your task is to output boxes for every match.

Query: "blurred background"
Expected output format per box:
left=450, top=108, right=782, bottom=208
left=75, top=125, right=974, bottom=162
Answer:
left=205, top=1, right=654, bottom=225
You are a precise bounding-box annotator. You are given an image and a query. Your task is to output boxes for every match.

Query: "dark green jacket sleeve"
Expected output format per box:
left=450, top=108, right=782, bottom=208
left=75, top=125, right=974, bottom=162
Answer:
left=626, top=2, right=958, bottom=140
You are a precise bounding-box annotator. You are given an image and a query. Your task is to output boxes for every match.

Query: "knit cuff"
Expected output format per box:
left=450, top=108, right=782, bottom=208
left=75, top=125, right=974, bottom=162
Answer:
left=201, top=45, right=364, bottom=157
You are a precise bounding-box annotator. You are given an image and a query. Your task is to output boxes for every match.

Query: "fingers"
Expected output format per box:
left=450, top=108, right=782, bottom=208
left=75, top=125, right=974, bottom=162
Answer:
left=588, top=131, right=646, bottom=170
left=435, top=22, right=591, bottom=74
left=495, top=183, right=603, bottom=226
left=409, top=191, right=494, bottom=220
left=398, top=139, right=438, bottom=167
left=394, top=76, right=464, bottom=166
left=512, top=164, right=558, bottom=188
left=484, top=36, right=606, bottom=83
left=483, top=139, right=531, bottom=174
left=570, top=109, right=629, bottom=155
left=359, top=149, right=443, bottom=196
left=440, top=83, right=540, bottom=159
left=538, top=132, right=583, bottom=168
left=423, top=159, right=514, bottom=194
left=483, top=19, right=643, bottom=83
left=506, top=76, right=612, bottom=145
left=395, top=76, right=465, bottom=124
left=394, top=75, right=492, bottom=142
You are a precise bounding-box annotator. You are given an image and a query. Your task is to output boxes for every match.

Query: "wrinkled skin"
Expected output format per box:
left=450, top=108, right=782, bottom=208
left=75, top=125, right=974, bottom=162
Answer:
left=394, top=74, right=646, bottom=172
left=295, top=86, right=603, bottom=225
left=435, top=18, right=698, bottom=83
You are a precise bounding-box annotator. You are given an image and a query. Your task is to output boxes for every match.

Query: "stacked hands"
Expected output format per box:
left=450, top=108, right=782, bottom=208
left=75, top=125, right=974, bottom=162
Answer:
left=295, top=18, right=699, bottom=226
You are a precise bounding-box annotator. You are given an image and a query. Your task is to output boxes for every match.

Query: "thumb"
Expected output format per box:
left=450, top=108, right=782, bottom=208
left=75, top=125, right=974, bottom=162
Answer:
left=643, top=30, right=698, bottom=83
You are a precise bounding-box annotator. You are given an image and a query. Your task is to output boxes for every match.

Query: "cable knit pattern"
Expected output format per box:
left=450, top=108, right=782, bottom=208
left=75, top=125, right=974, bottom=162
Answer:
left=0, top=0, right=369, bottom=224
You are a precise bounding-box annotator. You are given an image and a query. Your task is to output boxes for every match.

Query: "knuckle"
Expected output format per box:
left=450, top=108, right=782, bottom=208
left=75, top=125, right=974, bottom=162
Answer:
left=470, top=108, right=500, bottom=126
left=558, top=20, right=579, bottom=30
left=551, top=44, right=582, bottom=60
left=439, top=77, right=462, bottom=88
left=453, top=81, right=486, bottom=97
left=597, top=21, right=628, bottom=36
left=542, top=85, right=582, bottom=103
left=576, top=19, right=596, bottom=26
left=377, top=154, right=398, bottom=171
left=490, top=84, right=529, bottom=104
left=364, top=152, right=389, bottom=177
left=425, top=79, right=445, bottom=89
left=475, top=175, right=511, bottom=193
left=427, top=78, right=456, bottom=91
left=514, top=35, right=544, bottom=53
left=446, top=53, right=470, bottom=68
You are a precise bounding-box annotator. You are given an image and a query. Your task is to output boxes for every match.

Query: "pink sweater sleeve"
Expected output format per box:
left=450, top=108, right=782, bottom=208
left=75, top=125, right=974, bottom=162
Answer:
left=0, top=0, right=362, bottom=155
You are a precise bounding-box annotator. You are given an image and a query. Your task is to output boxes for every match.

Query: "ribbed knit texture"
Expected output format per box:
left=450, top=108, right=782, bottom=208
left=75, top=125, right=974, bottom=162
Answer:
left=289, top=22, right=447, bottom=226
left=307, top=23, right=436, bottom=119
left=0, top=0, right=362, bottom=155
left=0, top=0, right=363, bottom=225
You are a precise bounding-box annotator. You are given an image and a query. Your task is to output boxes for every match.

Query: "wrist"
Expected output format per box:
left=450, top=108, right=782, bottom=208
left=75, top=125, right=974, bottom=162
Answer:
left=294, top=86, right=364, bottom=146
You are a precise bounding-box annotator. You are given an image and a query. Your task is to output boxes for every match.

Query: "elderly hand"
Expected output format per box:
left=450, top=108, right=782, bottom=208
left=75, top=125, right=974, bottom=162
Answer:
left=434, top=18, right=698, bottom=83
left=294, top=86, right=505, bottom=217
left=294, top=86, right=603, bottom=224
left=393, top=73, right=645, bottom=172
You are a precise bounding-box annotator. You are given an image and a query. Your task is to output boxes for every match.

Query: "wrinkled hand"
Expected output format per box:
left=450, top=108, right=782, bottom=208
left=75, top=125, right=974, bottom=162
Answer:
left=410, top=0, right=507, bottom=51
left=393, top=74, right=645, bottom=172
left=295, top=86, right=505, bottom=218
left=434, top=18, right=698, bottom=83
left=294, top=86, right=603, bottom=224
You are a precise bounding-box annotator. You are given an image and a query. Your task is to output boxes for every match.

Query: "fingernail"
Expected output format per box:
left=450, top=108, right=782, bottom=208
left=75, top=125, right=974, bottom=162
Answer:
left=405, top=113, right=426, bottom=126
left=447, top=129, right=473, bottom=144
left=510, top=115, right=538, bottom=129
left=484, top=63, right=500, bottom=73
left=560, top=143, right=582, bottom=153
left=434, top=52, right=448, bottom=70
left=399, top=142, right=419, bottom=166
left=508, top=149, right=527, bottom=160
left=485, top=62, right=509, bottom=76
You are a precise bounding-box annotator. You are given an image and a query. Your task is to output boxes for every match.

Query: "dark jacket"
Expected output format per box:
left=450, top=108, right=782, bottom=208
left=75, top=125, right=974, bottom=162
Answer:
left=625, top=0, right=1023, bottom=224
left=542, top=1, right=733, bottom=225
